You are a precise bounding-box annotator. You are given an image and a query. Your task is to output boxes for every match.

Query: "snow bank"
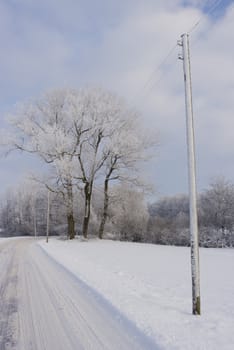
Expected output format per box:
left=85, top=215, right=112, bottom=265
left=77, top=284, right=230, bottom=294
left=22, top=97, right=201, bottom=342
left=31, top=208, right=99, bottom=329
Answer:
left=0, top=237, right=20, bottom=245
left=0, top=238, right=9, bottom=245
left=39, top=238, right=234, bottom=350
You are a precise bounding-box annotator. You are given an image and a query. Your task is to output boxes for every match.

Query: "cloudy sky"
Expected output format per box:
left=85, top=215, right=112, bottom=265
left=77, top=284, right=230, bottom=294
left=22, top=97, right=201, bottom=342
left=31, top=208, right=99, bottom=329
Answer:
left=0, top=0, right=233, bottom=197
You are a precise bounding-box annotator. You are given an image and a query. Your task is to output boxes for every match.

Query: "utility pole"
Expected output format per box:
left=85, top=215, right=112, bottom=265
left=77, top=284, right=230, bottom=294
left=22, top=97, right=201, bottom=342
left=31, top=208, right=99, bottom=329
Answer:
left=46, top=190, right=50, bottom=243
left=33, top=201, right=37, bottom=238
left=178, top=33, right=201, bottom=315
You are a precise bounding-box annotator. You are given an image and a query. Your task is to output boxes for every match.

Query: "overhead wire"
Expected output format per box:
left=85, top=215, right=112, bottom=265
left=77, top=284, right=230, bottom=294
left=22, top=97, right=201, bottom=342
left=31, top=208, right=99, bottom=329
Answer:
left=188, top=0, right=223, bottom=34
left=130, top=44, right=178, bottom=106
left=131, top=0, right=231, bottom=108
left=139, top=44, right=178, bottom=93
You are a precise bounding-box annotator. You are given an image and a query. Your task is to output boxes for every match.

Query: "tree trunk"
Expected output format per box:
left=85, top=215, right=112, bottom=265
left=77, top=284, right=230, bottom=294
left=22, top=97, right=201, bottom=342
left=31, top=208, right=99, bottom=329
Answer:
left=66, top=181, right=75, bottom=240
left=98, top=178, right=109, bottom=239
left=82, top=182, right=92, bottom=239
left=82, top=215, right=89, bottom=239
left=67, top=213, right=75, bottom=240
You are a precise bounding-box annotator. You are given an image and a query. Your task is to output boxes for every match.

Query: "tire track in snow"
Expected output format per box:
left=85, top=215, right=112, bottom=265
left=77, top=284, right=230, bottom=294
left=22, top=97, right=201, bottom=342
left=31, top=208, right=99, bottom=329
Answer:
left=0, top=238, right=160, bottom=350
left=0, top=241, right=19, bottom=350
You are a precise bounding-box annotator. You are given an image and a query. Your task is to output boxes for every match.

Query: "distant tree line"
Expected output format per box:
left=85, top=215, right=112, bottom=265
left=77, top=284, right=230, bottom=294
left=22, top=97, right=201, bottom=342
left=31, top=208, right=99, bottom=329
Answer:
left=0, top=176, right=234, bottom=248
left=147, top=177, right=234, bottom=248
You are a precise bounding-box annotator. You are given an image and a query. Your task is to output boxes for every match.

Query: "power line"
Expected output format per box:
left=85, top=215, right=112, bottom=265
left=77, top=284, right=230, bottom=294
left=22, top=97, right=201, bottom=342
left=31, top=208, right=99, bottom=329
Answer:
left=140, top=44, right=178, bottom=92
left=131, top=0, right=232, bottom=107
left=131, top=44, right=178, bottom=105
left=189, top=0, right=229, bottom=34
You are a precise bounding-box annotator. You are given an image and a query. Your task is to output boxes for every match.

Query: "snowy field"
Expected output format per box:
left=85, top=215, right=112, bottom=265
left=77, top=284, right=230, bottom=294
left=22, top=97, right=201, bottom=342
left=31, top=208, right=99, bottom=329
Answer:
left=39, top=238, right=234, bottom=350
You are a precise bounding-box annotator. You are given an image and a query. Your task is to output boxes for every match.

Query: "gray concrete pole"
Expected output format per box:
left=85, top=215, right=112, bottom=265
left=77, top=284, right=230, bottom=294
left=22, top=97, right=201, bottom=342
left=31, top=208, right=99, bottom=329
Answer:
left=181, top=33, right=201, bottom=315
left=46, top=190, right=50, bottom=243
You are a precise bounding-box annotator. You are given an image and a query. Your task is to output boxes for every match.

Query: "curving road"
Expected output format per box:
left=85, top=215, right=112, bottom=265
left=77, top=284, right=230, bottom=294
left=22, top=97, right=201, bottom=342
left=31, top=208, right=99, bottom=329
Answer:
left=0, top=238, right=159, bottom=350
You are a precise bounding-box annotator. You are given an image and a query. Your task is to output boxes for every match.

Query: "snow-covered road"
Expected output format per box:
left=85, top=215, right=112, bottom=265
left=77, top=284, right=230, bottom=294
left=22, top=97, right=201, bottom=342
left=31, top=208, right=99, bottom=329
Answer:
left=0, top=238, right=158, bottom=350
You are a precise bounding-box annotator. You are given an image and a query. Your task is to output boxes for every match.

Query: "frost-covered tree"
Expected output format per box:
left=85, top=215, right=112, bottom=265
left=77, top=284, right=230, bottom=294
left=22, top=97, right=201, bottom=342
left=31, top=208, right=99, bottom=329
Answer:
left=67, top=88, right=156, bottom=238
left=199, top=177, right=234, bottom=247
left=4, top=89, right=80, bottom=238
left=97, top=111, right=157, bottom=239
left=0, top=179, right=48, bottom=236
left=147, top=195, right=190, bottom=246
left=149, top=195, right=189, bottom=220
left=71, top=89, right=117, bottom=238
left=200, top=177, right=234, bottom=232
left=108, top=184, right=149, bottom=242
left=2, top=87, right=157, bottom=239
